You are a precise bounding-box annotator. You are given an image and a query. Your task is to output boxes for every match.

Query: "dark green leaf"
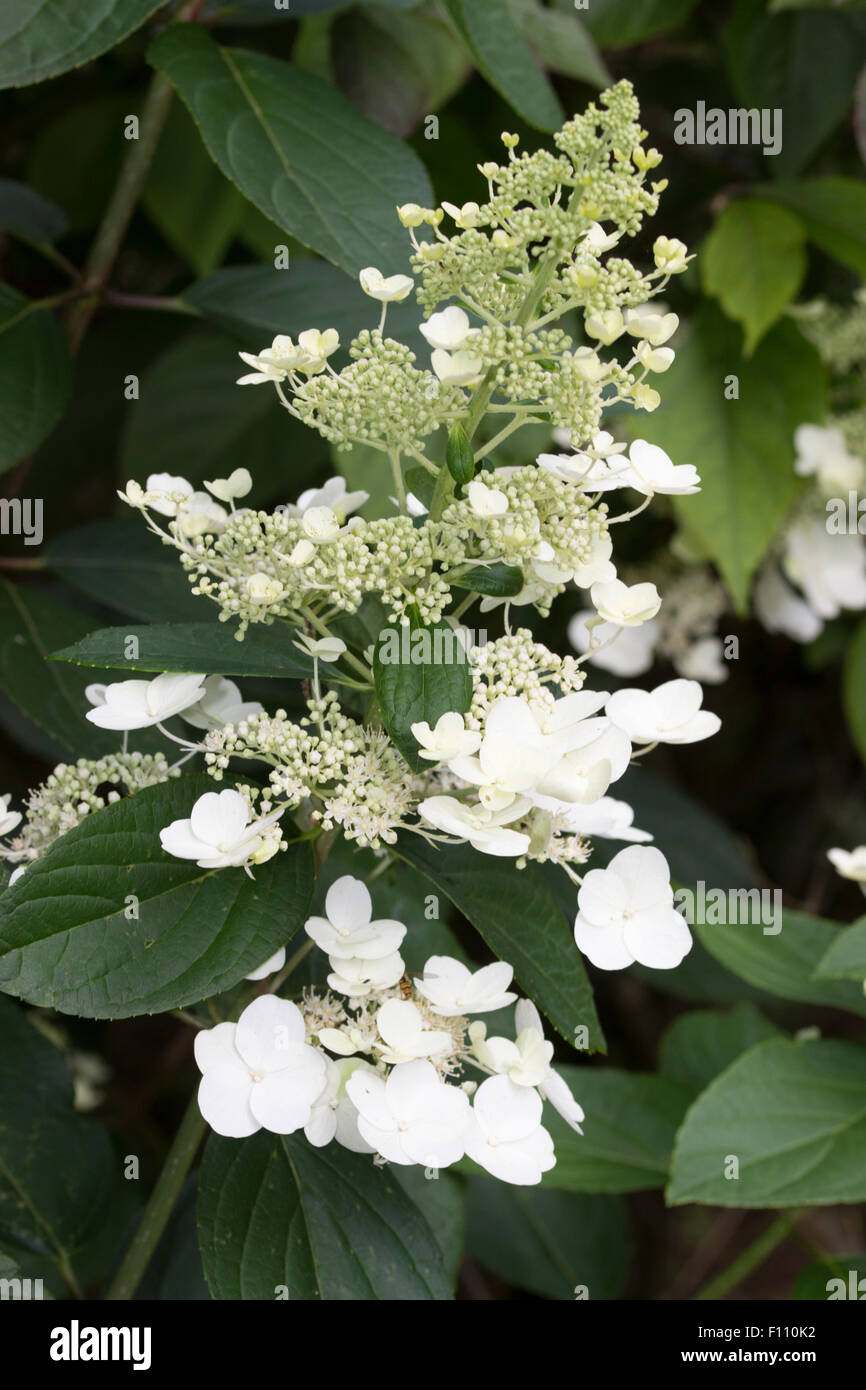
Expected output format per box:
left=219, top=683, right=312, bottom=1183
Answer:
left=465, top=1178, right=629, bottom=1298
left=0, top=580, right=138, bottom=758
left=577, top=0, right=698, bottom=49
left=0, top=0, right=163, bottom=90
left=542, top=1065, right=691, bottom=1192
left=443, top=0, right=564, bottom=131
left=793, top=1254, right=866, bottom=1300
left=373, top=618, right=473, bottom=772
left=397, top=837, right=605, bottom=1050
left=197, top=1129, right=452, bottom=1299
left=52, top=620, right=334, bottom=682
left=0, top=775, right=315, bottom=1019
left=148, top=24, right=432, bottom=275
left=512, top=0, right=609, bottom=86
left=844, top=617, right=866, bottom=765
left=0, top=995, right=136, bottom=1292
left=45, top=521, right=211, bottom=623
left=668, top=1038, right=866, bottom=1206
left=814, top=917, right=866, bottom=983
left=392, top=1167, right=464, bottom=1289
left=0, top=284, right=71, bottom=475
left=0, top=178, right=67, bottom=244
left=761, top=178, right=866, bottom=282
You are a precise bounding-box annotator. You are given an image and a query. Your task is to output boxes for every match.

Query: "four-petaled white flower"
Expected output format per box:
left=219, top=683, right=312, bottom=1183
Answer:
left=160, top=788, right=283, bottom=870
left=417, top=795, right=531, bottom=857
left=290, top=475, right=369, bottom=518
left=626, top=440, right=700, bottom=496
left=194, top=995, right=327, bottom=1137
left=590, top=578, right=661, bottom=627
left=346, top=1059, right=471, bottom=1168
left=514, top=999, right=585, bottom=1132
left=86, top=672, right=207, bottom=731
left=414, top=955, right=516, bottom=1016
left=326, top=953, right=406, bottom=998
left=606, top=678, right=720, bottom=745
left=305, top=1057, right=375, bottom=1152
left=465, top=1075, right=555, bottom=1185
left=467, top=478, right=508, bottom=519
left=144, top=472, right=194, bottom=516
left=182, top=675, right=265, bottom=731
left=175, top=492, right=228, bottom=538
left=293, top=632, right=347, bottom=663
left=585, top=309, right=624, bottom=344
left=0, top=794, right=21, bottom=838
left=420, top=306, right=478, bottom=351
left=305, top=875, right=406, bottom=959
left=625, top=304, right=678, bottom=345
left=374, top=999, right=451, bottom=1063
left=431, top=348, right=484, bottom=386
left=574, top=844, right=692, bottom=970
left=359, top=267, right=414, bottom=303
left=237, top=335, right=310, bottom=384
left=204, top=468, right=252, bottom=503
left=441, top=200, right=481, bottom=229
left=301, top=505, right=342, bottom=543
left=411, top=711, right=481, bottom=762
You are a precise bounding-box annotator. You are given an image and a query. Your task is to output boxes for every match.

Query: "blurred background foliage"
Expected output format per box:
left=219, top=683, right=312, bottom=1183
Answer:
left=1, top=0, right=866, bottom=1300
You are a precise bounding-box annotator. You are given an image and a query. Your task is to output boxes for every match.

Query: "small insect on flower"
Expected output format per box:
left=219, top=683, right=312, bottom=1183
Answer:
left=398, top=972, right=413, bottom=1000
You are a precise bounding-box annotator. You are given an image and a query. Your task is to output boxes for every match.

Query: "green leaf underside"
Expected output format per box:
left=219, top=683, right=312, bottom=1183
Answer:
left=668, top=1038, right=866, bottom=1206
left=148, top=24, right=432, bottom=275
left=396, top=837, right=605, bottom=1052
left=45, top=521, right=208, bottom=623
left=658, top=1003, right=782, bottom=1094
left=442, top=0, right=564, bottom=131
left=634, top=307, right=826, bottom=612
left=815, top=917, right=866, bottom=982
left=696, top=908, right=866, bottom=1016
left=0, top=283, right=71, bottom=475
left=0, top=776, right=315, bottom=1019
left=197, top=1130, right=452, bottom=1299
left=701, top=200, right=806, bottom=354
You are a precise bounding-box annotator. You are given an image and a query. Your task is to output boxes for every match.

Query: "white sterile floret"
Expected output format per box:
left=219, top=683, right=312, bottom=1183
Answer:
left=414, top=955, right=516, bottom=1016
left=175, top=492, right=228, bottom=538
left=582, top=220, right=621, bottom=253
left=182, top=675, right=265, bottom=731
left=301, top=505, right=342, bottom=543
left=244, top=947, right=286, bottom=981
left=626, top=440, right=700, bottom=496
left=675, top=636, right=729, bottom=685
left=553, top=795, right=652, bottom=843
left=827, top=846, right=866, bottom=892
left=636, top=341, right=675, bottom=373
left=590, top=579, right=662, bottom=626
left=625, top=304, right=678, bottom=345
left=204, top=468, right=252, bottom=503
left=585, top=309, right=624, bottom=344
left=418, top=795, right=532, bottom=856
left=514, top=998, right=585, bottom=1131
left=419, top=306, right=478, bottom=351
left=291, top=475, right=369, bottom=518
left=373, top=999, right=452, bottom=1062
left=237, top=335, right=308, bottom=384
left=0, top=794, right=21, bottom=838
left=653, top=236, right=690, bottom=274
left=160, top=787, right=283, bottom=870
left=536, top=450, right=629, bottom=492
left=359, top=267, right=414, bottom=303
left=194, top=995, right=327, bottom=1137
left=431, top=348, right=484, bottom=386
left=783, top=519, right=866, bottom=619
left=411, top=711, right=481, bottom=762
left=293, top=632, right=347, bottom=662
left=574, top=844, right=692, bottom=970
left=753, top=564, right=823, bottom=644
left=467, top=478, right=508, bottom=518
left=305, top=1057, right=376, bottom=1152
left=346, top=1059, right=472, bottom=1168
left=144, top=472, right=194, bottom=516
left=794, top=423, right=866, bottom=494
left=247, top=572, right=285, bottom=603
left=569, top=610, right=659, bottom=677
left=326, top=951, right=406, bottom=998
left=305, top=875, right=406, bottom=959
left=441, top=200, right=481, bottom=229
left=606, top=678, right=720, bottom=745
left=295, top=328, right=340, bottom=374
left=86, top=672, right=207, bottom=731
left=465, top=1075, right=555, bottom=1184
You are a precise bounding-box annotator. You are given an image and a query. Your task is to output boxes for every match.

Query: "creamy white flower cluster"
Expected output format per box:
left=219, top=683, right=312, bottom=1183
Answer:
left=193, top=875, right=583, bottom=1184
